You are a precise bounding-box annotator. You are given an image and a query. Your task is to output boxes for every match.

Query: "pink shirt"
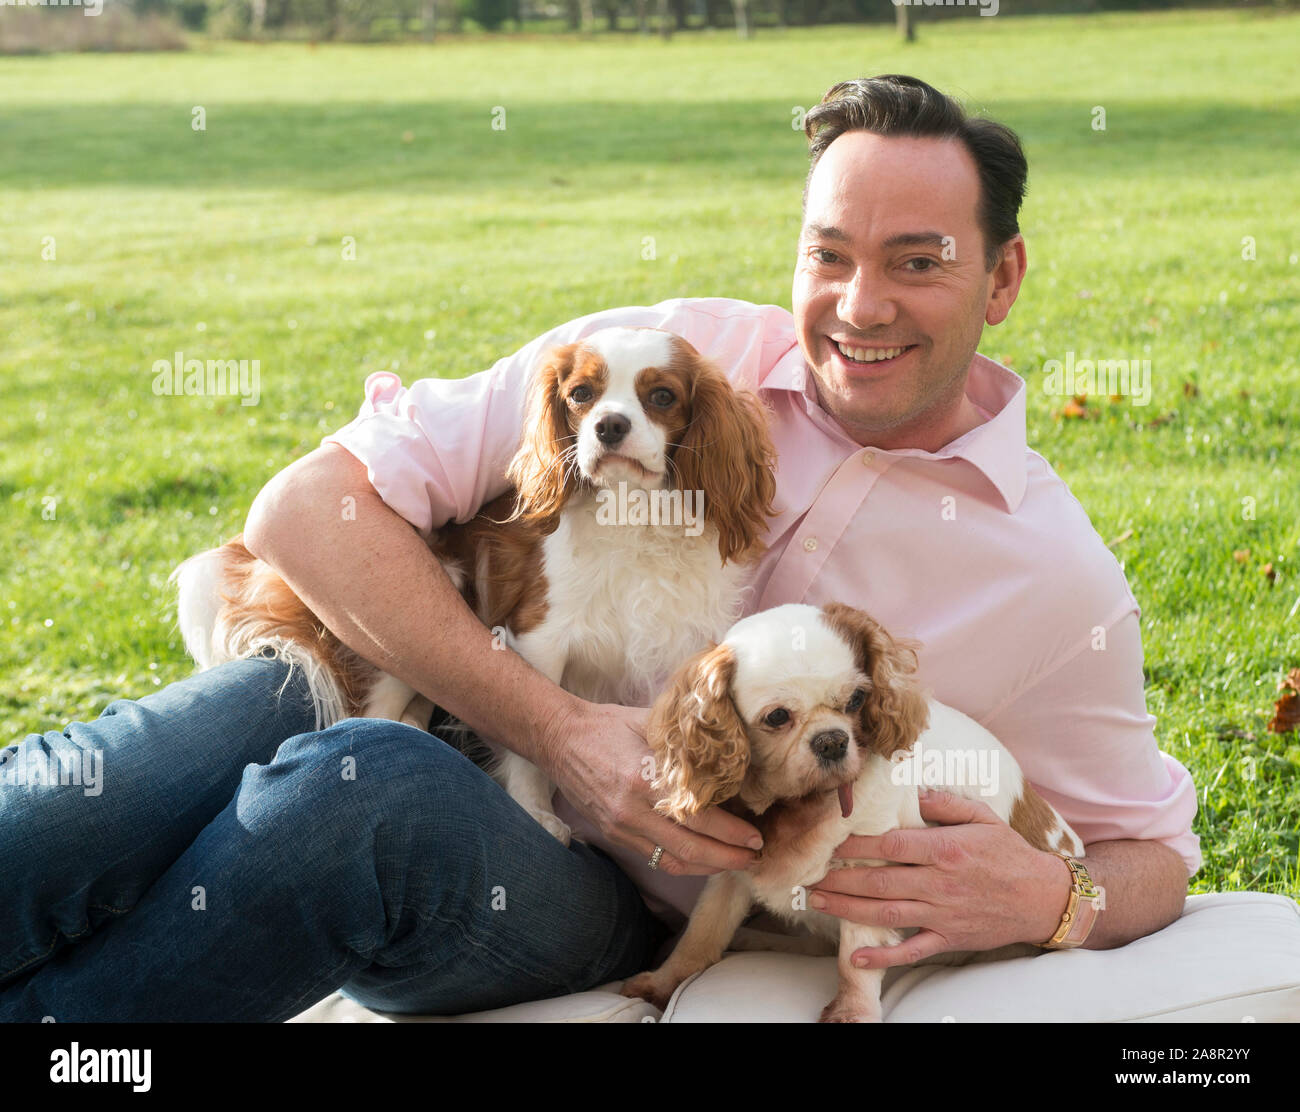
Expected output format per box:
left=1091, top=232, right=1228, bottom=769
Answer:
left=323, top=296, right=1201, bottom=927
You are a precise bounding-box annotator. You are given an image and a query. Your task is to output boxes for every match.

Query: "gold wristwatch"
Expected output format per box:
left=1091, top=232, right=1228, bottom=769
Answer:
left=1036, top=852, right=1105, bottom=950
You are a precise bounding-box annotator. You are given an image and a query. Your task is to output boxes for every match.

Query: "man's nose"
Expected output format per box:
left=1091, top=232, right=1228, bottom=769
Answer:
left=837, top=268, right=898, bottom=331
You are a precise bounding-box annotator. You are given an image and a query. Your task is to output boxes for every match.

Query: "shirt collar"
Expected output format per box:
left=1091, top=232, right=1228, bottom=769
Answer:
left=760, top=346, right=1029, bottom=515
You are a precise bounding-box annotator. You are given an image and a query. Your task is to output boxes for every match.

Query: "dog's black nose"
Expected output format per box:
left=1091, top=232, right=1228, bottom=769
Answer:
left=810, top=729, right=849, bottom=763
left=595, top=414, right=631, bottom=445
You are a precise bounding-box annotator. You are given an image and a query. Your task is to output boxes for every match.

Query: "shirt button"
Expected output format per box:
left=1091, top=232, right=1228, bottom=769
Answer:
left=803, top=537, right=819, bottom=552
left=862, top=451, right=876, bottom=465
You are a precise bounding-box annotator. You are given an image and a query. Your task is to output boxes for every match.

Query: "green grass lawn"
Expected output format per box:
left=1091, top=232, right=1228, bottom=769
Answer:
left=1, top=9, right=1297, bottom=897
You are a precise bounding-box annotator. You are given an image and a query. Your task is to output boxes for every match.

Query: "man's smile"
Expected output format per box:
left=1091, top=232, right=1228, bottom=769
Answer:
left=828, top=337, right=919, bottom=375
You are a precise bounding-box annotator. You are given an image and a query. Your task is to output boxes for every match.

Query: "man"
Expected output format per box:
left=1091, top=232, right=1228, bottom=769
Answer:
left=0, top=75, right=1195, bottom=1021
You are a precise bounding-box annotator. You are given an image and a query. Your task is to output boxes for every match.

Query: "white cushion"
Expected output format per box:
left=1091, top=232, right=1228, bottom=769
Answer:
left=663, top=892, right=1300, bottom=1022
left=289, top=986, right=658, bottom=1024
left=290, top=891, right=1300, bottom=1023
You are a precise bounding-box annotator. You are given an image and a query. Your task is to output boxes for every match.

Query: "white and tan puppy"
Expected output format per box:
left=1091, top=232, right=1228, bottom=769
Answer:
left=621, top=601, right=1083, bottom=1022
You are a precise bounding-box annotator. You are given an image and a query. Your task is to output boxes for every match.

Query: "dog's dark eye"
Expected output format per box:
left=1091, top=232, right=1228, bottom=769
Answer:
left=763, top=708, right=790, bottom=728
left=569, top=385, right=593, bottom=404
left=846, top=688, right=866, bottom=712
left=648, top=388, right=675, bottom=408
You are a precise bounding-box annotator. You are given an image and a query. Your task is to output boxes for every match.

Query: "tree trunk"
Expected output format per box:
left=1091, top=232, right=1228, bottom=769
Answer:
left=250, top=0, right=266, bottom=33
left=606, top=0, right=619, bottom=30
left=671, top=0, right=686, bottom=29
left=580, top=0, right=596, bottom=31
left=896, top=2, right=914, bottom=42
left=636, top=0, right=647, bottom=32
left=657, top=0, right=670, bottom=38
left=322, top=0, right=340, bottom=39
left=731, top=0, right=749, bottom=36
left=421, top=0, right=436, bottom=39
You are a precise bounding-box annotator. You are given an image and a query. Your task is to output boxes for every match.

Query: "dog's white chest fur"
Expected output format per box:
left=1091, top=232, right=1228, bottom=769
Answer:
left=516, top=497, right=753, bottom=705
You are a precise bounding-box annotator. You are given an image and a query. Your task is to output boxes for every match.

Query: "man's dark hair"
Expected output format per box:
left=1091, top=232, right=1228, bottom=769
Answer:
left=802, top=75, right=1028, bottom=271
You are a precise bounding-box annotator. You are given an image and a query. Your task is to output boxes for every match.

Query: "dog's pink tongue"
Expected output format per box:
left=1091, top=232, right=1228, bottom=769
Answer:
left=838, top=783, right=853, bottom=819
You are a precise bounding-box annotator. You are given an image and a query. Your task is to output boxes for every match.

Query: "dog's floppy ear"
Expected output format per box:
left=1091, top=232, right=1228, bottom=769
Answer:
left=671, top=358, right=777, bottom=565
left=821, top=602, right=929, bottom=759
left=647, top=642, right=749, bottom=822
left=506, top=342, right=580, bottom=523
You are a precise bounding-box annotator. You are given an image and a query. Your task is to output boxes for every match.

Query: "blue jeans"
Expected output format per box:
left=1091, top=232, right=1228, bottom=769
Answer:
left=0, top=654, right=667, bottom=1021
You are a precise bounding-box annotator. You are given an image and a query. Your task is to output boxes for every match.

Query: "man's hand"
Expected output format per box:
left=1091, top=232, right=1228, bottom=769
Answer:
left=542, top=701, right=763, bottom=878
left=807, top=788, right=1070, bottom=969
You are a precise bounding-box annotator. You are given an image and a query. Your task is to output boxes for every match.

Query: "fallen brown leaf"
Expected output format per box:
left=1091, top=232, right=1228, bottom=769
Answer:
left=1268, top=669, right=1300, bottom=734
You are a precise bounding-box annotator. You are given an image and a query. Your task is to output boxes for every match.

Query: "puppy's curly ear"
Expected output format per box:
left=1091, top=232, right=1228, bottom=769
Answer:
left=647, top=643, right=749, bottom=823
left=506, top=342, right=579, bottom=523
left=821, top=602, right=929, bottom=759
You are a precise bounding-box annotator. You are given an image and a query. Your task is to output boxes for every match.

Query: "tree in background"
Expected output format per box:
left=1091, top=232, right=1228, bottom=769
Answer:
left=471, top=0, right=509, bottom=26
left=897, top=0, right=914, bottom=41
left=102, top=0, right=1288, bottom=46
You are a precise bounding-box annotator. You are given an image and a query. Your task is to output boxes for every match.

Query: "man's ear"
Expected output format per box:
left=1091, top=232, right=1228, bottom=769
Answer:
left=985, top=234, right=1026, bottom=327
left=820, top=602, right=929, bottom=759
left=646, top=642, right=750, bottom=822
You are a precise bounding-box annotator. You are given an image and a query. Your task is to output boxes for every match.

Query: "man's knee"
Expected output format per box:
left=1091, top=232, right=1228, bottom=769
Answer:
left=240, top=717, right=491, bottom=842
left=101, top=651, right=317, bottom=730
left=228, top=718, right=507, bottom=958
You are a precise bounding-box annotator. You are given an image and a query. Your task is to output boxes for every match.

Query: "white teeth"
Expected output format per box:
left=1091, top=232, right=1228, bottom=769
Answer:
left=835, top=341, right=907, bottom=363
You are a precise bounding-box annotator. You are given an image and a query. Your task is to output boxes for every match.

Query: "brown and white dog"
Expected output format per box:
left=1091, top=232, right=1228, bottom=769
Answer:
left=621, top=601, right=1083, bottom=1022
left=172, top=326, right=776, bottom=844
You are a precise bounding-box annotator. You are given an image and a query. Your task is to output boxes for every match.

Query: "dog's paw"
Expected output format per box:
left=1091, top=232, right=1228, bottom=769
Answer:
left=819, top=994, right=882, bottom=1024
left=531, top=810, right=572, bottom=846
left=620, top=972, right=675, bottom=1011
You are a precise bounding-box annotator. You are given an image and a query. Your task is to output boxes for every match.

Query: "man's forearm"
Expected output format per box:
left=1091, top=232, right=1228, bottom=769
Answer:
left=1067, top=839, right=1189, bottom=949
left=242, top=444, right=582, bottom=772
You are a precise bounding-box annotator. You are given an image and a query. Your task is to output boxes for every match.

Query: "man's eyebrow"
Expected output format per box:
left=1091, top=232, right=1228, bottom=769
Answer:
left=800, top=226, right=951, bottom=250
left=802, top=223, right=851, bottom=243
left=881, top=231, right=949, bottom=250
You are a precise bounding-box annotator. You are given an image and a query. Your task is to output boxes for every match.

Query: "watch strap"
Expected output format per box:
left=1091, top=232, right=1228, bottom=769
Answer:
left=1037, top=852, right=1105, bottom=950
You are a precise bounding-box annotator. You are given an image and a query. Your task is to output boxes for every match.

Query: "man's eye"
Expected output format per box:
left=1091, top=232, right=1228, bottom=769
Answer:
left=904, top=257, right=937, bottom=272
left=649, top=388, right=675, bottom=408
left=569, top=385, right=593, bottom=404
left=846, top=688, right=866, bottom=712
left=810, top=248, right=840, bottom=265
left=764, top=708, right=791, bottom=728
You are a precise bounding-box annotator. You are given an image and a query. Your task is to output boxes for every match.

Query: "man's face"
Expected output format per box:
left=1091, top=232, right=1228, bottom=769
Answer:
left=792, top=131, right=1013, bottom=449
